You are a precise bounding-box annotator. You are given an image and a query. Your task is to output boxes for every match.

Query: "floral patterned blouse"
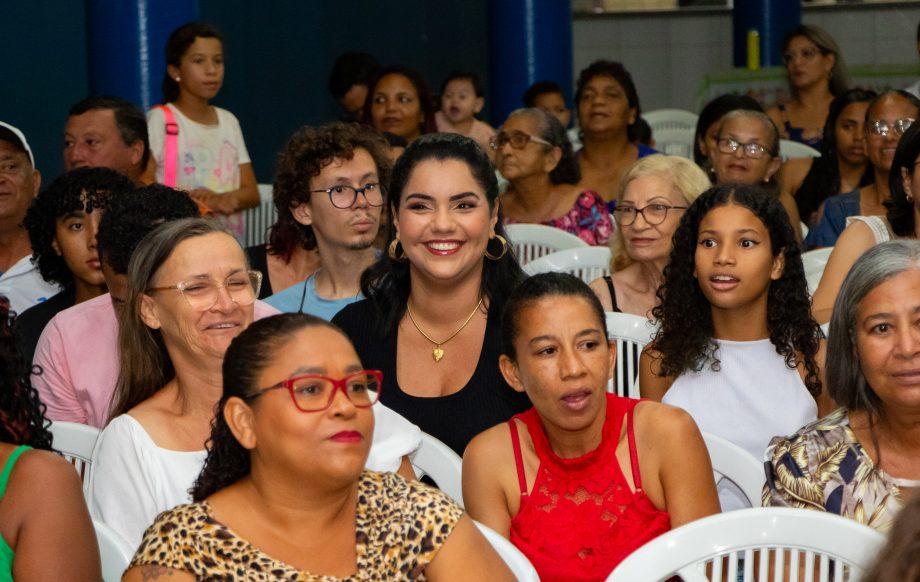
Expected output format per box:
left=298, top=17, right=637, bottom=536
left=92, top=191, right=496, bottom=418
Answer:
left=764, top=407, right=905, bottom=532
left=505, top=190, right=613, bottom=246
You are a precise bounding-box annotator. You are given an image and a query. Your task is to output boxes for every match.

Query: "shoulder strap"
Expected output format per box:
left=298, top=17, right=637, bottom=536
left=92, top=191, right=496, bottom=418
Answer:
left=508, top=420, right=528, bottom=497
left=625, top=403, right=643, bottom=491
left=0, top=445, right=31, bottom=499
left=156, top=105, right=179, bottom=187
left=603, top=275, right=620, bottom=313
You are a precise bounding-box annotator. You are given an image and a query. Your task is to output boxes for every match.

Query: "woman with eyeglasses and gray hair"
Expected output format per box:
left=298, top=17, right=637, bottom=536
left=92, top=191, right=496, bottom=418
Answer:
left=588, top=155, right=709, bottom=317
left=496, top=107, right=613, bottom=246
left=811, top=107, right=920, bottom=324
left=766, top=240, right=920, bottom=532
left=87, top=218, right=420, bottom=550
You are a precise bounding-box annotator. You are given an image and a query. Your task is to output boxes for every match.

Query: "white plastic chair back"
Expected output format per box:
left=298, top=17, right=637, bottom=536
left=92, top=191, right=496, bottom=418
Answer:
left=607, top=507, right=885, bottom=582
left=802, top=247, right=833, bottom=295
left=94, top=520, right=134, bottom=582
left=410, top=432, right=464, bottom=508
left=241, top=184, right=278, bottom=248
left=474, top=522, right=540, bottom=581
left=651, top=128, right=696, bottom=159
left=522, top=247, right=611, bottom=283
left=605, top=313, right=657, bottom=399
left=780, top=139, right=821, bottom=160
left=643, top=109, right=699, bottom=133
left=701, top=432, right=765, bottom=509
left=505, top=224, right=588, bottom=265
left=48, top=421, right=100, bottom=487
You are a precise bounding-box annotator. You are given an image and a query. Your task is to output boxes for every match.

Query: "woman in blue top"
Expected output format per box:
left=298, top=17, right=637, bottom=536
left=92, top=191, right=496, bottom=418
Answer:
left=0, top=295, right=99, bottom=581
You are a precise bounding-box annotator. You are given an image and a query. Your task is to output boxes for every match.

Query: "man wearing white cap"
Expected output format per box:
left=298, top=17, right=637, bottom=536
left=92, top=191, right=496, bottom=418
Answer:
left=0, top=122, right=59, bottom=313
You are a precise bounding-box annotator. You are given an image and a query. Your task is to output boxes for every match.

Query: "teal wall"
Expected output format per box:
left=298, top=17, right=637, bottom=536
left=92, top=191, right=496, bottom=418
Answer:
left=1, top=0, right=489, bottom=182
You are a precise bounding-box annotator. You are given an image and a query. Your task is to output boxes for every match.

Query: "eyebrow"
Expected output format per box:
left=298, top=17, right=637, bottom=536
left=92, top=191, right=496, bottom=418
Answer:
left=289, top=364, right=364, bottom=376
left=405, top=191, right=479, bottom=202
left=863, top=305, right=920, bottom=322
left=186, top=267, right=245, bottom=280
left=60, top=211, right=87, bottom=220
left=527, top=328, right=603, bottom=346
left=330, top=172, right=378, bottom=185
left=698, top=228, right=761, bottom=236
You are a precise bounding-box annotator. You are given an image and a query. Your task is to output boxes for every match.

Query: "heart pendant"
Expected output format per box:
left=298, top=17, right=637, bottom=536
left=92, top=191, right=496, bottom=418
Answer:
left=432, top=346, right=444, bottom=362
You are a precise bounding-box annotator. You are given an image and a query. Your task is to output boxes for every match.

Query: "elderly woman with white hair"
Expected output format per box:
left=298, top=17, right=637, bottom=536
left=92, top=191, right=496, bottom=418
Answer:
left=765, top=240, right=920, bottom=532
left=588, top=155, right=710, bottom=318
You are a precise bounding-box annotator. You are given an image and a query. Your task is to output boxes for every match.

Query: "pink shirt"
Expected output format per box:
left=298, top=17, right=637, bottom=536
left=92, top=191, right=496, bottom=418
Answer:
left=434, top=111, right=495, bottom=155
left=32, top=294, right=279, bottom=428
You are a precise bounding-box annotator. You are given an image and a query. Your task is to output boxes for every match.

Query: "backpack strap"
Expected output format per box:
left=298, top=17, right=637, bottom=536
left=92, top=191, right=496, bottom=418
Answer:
left=156, top=105, right=179, bottom=187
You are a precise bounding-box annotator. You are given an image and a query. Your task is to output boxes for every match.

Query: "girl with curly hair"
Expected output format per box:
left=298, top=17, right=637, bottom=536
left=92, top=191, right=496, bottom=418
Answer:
left=0, top=295, right=100, bottom=579
left=639, top=183, right=833, bottom=509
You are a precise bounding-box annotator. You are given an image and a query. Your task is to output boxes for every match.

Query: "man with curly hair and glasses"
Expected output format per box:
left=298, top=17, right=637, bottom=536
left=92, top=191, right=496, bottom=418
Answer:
left=265, top=122, right=389, bottom=320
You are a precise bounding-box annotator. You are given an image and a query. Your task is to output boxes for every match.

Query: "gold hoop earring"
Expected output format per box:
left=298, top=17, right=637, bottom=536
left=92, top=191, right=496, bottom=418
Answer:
left=388, top=239, right=407, bottom=262
left=484, top=234, right=509, bottom=261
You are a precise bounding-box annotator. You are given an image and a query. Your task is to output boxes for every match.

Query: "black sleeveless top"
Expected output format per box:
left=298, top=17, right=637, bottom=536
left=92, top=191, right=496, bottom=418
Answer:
left=603, top=275, right=622, bottom=313
left=333, top=299, right=532, bottom=455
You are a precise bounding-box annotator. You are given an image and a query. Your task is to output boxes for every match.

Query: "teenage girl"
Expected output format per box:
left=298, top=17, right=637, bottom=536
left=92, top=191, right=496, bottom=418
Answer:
left=147, top=21, right=259, bottom=238
left=639, top=183, right=833, bottom=507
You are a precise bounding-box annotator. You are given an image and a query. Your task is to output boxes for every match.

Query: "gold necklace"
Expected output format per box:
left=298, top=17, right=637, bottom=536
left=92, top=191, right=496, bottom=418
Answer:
left=406, top=297, right=484, bottom=363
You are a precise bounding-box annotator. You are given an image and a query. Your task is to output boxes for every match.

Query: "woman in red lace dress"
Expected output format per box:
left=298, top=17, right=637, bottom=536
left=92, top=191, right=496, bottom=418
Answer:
left=462, top=273, right=719, bottom=581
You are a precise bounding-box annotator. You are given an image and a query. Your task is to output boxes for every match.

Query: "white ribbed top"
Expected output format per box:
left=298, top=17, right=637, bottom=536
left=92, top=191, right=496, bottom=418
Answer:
left=663, top=338, right=817, bottom=461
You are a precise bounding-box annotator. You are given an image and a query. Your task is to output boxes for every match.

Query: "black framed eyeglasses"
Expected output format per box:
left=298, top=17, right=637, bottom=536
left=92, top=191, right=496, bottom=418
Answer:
left=717, top=137, right=771, bottom=159
left=867, top=118, right=915, bottom=138
left=613, top=203, right=687, bottom=226
left=254, top=370, right=383, bottom=413
left=310, top=183, right=385, bottom=209
left=489, top=131, right=552, bottom=151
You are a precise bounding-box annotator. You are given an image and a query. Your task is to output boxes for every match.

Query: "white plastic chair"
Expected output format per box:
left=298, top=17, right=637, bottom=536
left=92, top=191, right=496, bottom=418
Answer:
left=802, top=247, right=833, bottom=295
left=48, top=421, right=100, bottom=487
left=505, top=224, right=588, bottom=265
left=607, top=507, right=885, bottom=582
left=474, top=522, right=540, bottom=582
left=701, top=432, right=765, bottom=509
left=650, top=128, right=696, bottom=159
left=606, top=312, right=657, bottom=399
left=522, top=247, right=611, bottom=283
left=643, top=109, right=699, bottom=134
left=780, top=139, right=821, bottom=160
left=94, top=520, right=135, bottom=582
left=410, top=432, right=464, bottom=508
left=241, top=184, right=278, bottom=248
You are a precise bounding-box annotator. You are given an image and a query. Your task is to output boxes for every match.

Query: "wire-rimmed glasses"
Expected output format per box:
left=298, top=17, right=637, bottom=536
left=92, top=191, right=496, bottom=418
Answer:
left=489, top=130, right=552, bottom=151
left=147, top=270, right=262, bottom=311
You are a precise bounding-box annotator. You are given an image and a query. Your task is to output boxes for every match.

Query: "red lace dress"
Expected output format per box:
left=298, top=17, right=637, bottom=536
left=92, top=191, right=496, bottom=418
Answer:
left=508, top=394, right=670, bottom=581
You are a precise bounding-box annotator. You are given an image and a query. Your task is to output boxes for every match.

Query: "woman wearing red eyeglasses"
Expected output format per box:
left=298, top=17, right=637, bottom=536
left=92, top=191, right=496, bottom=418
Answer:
left=87, top=218, right=420, bottom=551
left=766, top=25, right=848, bottom=149
left=123, top=313, right=515, bottom=581
left=497, top=108, right=613, bottom=246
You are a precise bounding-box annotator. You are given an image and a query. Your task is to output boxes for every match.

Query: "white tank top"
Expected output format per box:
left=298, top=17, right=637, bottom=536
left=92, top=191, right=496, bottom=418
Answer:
left=662, top=338, right=817, bottom=461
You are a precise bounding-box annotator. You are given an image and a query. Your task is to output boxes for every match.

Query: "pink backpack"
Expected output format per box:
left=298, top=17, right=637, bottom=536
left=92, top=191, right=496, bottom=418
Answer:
left=155, top=105, right=179, bottom=187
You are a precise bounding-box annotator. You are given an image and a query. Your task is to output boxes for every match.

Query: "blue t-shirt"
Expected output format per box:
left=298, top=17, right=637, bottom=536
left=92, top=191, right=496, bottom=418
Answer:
left=804, top=188, right=861, bottom=248
left=265, top=275, right=363, bottom=321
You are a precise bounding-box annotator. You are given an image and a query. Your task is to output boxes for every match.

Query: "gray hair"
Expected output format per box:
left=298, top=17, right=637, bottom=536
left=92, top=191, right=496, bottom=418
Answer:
left=718, top=109, right=780, bottom=157
left=504, top=107, right=580, bottom=185
left=826, top=240, right=920, bottom=414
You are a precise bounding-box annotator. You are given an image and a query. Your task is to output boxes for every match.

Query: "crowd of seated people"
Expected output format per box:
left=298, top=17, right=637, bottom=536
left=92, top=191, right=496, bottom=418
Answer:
left=3, top=14, right=920, bottom=580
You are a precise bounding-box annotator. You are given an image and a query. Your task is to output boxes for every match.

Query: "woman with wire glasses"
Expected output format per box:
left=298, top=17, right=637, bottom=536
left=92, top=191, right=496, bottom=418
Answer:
left=497, top=108, right=613, bottom=246
left=709, top=109, right=803, bottom=244
left=812, top=119, right=920, bottom=324
left=88, top=218, right=420, bottom=550
left=588, top=155, right=709, bottom=317
left=805, top=90, right=920, bottom=248
left=123, top=313, right=514, bottom=581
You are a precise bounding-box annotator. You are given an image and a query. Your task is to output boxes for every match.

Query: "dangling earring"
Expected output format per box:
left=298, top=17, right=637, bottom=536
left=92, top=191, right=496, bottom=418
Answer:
left=484, top=235, right=509, bottom=261
left=175, top=76, right=181, bottom=82
left=388, top=238, right=407, bottom=261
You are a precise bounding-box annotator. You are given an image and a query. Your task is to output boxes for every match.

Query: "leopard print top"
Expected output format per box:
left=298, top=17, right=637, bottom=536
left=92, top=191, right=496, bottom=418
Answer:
left=130, top=471, right=464, bottom=581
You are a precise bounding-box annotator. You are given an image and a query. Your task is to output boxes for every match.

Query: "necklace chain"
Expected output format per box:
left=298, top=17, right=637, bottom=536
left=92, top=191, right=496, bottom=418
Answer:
left=406, top=297, right=484, bottom=363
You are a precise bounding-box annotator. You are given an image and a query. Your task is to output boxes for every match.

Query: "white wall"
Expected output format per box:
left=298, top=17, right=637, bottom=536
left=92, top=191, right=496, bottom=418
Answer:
left=573, top=4, right=920, bottom=112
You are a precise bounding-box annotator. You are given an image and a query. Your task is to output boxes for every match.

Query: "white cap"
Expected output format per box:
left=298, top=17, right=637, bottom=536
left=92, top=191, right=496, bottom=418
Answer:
left=0, top=121, right=35, bottom=168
